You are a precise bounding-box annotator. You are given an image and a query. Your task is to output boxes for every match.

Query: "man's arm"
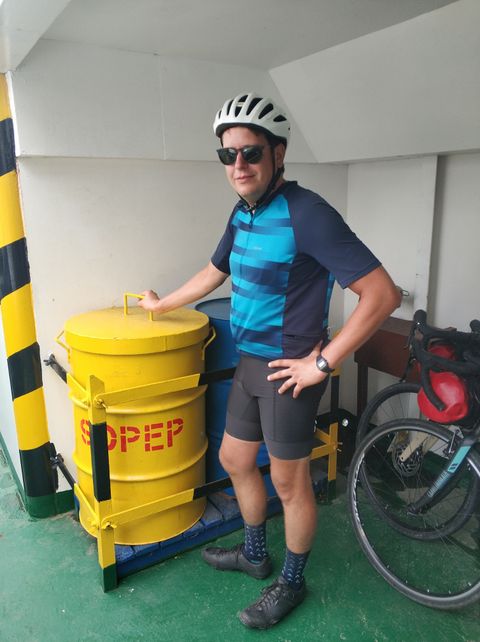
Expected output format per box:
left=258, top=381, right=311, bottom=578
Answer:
left=267, top=266, right=401, bottom=398
left=138, top=261, right=229, bottom=313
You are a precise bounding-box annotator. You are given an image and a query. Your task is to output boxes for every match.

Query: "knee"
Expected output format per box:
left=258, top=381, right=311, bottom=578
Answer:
left=218, top=445, right=235, bottom=473
left=270, top=469, right=312, bottom=505
left=270, top=473, right=296, bottom=503
left=219, top=443, right=256, bottom=476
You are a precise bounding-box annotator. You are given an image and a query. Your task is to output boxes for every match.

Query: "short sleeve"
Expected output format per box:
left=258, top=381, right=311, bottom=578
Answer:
left=290, top=192, right=381, bottom=288
left=210, top=213, right=235, bottom=275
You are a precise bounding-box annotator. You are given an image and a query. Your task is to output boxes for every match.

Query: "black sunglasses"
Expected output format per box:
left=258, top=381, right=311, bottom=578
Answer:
left=216, top=145, right=265, bottom=165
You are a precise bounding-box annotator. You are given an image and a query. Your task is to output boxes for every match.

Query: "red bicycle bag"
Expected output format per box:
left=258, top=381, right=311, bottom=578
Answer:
left=417, top=343, right=470, bottom=423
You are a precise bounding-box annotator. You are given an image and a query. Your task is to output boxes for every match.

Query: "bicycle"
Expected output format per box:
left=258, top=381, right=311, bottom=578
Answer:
left=355, top=311, right=480, bottom=540
left=347, top=309, right=480, bottom=609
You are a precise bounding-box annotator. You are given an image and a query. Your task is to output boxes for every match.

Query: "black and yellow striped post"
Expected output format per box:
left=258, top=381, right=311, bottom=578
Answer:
left=0, top=74, right=58, bottom=517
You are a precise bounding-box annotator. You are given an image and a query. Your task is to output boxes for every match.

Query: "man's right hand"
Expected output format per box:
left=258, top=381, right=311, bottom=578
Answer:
left=138, top=290, right=161, bottom=312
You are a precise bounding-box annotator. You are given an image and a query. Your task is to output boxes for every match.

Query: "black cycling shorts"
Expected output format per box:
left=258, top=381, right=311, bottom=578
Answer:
left=225, top=354, right=328, bottom=460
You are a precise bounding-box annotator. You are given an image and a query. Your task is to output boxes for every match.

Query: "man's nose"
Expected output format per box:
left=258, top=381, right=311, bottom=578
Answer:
left=234, top=152, right=248, bottom=168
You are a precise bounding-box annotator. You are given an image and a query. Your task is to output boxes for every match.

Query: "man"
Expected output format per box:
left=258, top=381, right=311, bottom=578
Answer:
left=139, top=93, right=400, bottom=629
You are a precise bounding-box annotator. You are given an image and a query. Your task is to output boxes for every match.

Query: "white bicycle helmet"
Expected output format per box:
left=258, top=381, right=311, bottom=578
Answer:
left=213, top=93, right=290, bottom=146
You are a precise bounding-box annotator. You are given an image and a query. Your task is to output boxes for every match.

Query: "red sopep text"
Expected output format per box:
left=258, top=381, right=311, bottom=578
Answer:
left=80, top=417, right=184, bottom=452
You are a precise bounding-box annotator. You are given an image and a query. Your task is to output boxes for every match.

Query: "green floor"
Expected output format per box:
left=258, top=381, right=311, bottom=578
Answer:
left=1, top=449, right=479, bottom=642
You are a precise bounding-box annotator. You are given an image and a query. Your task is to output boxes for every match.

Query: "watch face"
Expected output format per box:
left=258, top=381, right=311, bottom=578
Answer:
left=316, top=357, right=329, bottom=372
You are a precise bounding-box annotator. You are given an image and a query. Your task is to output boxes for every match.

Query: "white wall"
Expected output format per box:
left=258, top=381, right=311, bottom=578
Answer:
left=346, top=156, right=437, bottom=318
left=10, top=40, right=315, bottom=163
left=0, top=0, right=71, bottom=73
left=271, top=0, right=480, bottom=163
left=339, top=156, right=437, bottom=412
left=337, top=151, right=480, bottom=414
left=430, top=153, right=480, bottom=329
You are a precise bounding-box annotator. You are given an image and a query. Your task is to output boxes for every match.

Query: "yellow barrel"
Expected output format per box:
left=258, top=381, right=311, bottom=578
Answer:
left=64, top=303, right=210, bottom=545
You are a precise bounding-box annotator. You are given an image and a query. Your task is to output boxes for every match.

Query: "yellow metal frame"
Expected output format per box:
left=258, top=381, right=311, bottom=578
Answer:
left=312, top=425, right=338, bottom=483
left=312, top=364, right=340, bottom=485
left=75, top=369, right=340, bottom=590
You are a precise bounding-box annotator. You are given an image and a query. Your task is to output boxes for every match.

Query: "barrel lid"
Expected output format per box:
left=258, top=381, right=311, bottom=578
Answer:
left=195, top=297, right=231, bottom=321
left=64, top=306, right=209, bottom=355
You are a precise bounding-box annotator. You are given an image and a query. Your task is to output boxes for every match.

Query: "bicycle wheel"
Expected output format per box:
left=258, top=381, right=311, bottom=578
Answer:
left=348, top=419, right=480, bottom=609
left=356, top=381, right=421, bottom=445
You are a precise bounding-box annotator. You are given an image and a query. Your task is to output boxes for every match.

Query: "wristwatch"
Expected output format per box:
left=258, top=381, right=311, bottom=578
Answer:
left=315, top=355, right=334, bottom=374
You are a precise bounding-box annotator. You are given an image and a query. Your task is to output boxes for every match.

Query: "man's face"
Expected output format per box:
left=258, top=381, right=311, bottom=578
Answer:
left=221, top=127, right=285, bottom=206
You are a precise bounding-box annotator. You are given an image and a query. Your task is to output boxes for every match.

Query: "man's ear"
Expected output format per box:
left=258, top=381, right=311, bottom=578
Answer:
left=274, top=143, right=286, bottom=169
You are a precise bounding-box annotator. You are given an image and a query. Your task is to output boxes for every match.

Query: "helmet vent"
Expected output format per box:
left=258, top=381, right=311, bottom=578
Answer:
left=246, top=97, right=261, bottom=115
left=273, top=115, right=287, bottom=122
left=234, top=95, right=248, bottom=116
left=259, top=104, right=274, bottom=119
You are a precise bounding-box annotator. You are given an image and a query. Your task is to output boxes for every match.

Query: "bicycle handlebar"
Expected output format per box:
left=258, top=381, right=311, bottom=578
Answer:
left=471, top=319, right=480, bottom=334
left=410, top=309, right=480, bottom=411
left=413, top=309, right=427, bottom=326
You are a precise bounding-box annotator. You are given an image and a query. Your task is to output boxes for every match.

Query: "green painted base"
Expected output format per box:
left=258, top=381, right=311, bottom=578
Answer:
left=55, top=489, right=75, bottom=513
left=102, top=564, right=118, bottom=592
left=1, top=433, right=74, bottom=517
left=24, top=489, right=74, bottom=518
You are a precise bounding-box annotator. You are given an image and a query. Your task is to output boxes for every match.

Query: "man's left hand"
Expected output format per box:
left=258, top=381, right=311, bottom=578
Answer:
left=267, top=345, right=327, bottom=398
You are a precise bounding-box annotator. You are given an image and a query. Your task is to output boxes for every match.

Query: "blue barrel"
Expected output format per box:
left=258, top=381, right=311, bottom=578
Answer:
left=195, top=298, right=275, bottom=496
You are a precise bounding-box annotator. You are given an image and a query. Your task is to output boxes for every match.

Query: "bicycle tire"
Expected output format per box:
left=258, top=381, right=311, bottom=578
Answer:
left=356, top=381, right=422, bottom=446
left=348, top=419, right=480, bottom=609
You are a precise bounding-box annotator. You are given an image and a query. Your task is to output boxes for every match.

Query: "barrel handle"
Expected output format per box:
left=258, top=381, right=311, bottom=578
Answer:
left=55, top=330, right=70, bottom=358
left=123, top=292, right=154, bottom=321
left=201, top=326, right=216, bottom=360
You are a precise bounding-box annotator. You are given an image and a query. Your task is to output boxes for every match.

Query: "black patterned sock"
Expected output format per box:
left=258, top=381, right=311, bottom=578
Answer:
left=281, top=547, right=310, bottom=590
left=242, top=521, right=267, bottom=563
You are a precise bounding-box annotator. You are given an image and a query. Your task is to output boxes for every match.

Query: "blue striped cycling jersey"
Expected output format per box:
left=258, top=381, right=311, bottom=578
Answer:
left=211, top=181, right=381, bottom=360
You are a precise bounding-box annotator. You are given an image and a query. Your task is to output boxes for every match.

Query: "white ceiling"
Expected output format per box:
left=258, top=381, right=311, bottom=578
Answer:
left=1, top=0, right=458, bottom=73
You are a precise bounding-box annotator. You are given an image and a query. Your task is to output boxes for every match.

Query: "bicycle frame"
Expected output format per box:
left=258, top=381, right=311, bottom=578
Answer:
left=407, top=419, right=480, bottom=514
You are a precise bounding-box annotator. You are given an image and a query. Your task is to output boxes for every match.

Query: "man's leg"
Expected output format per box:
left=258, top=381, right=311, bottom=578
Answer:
left=219, top=433, right=266, bottom=525
left=238, top=455, right=314, bottom=629
left=270, top=455, right=315, bottom=591
left=201, top=433, right=273, bottom=579
left=269, top=454, right=316, bottom=555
